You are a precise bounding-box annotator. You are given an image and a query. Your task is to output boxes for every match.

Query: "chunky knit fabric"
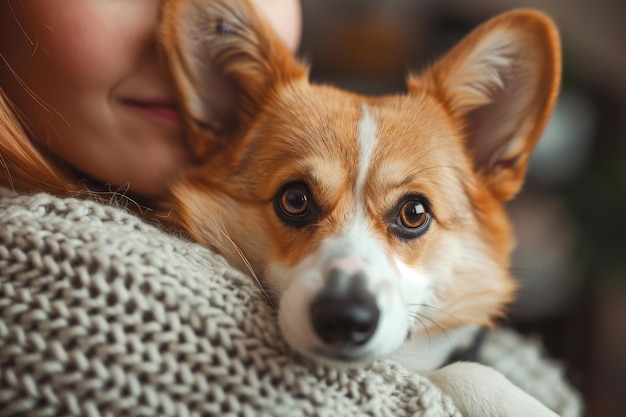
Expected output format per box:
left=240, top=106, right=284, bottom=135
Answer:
left=0, top=191, right=581, bottom=416
left=0, top=192, right=460, bottom=417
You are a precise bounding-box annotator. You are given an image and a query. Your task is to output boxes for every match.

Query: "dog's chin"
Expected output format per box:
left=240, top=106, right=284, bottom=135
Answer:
left=279, top=339, right=394, bottom=369
left=306, top=348, right=376, bottom=369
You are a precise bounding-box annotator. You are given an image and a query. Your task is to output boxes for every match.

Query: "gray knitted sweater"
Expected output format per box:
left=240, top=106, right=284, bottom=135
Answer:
left=0, top=191, right=581, bottom=417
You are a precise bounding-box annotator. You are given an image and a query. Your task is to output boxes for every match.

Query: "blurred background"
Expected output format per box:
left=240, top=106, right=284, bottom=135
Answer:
left=298, top=0, right=625, bottom=415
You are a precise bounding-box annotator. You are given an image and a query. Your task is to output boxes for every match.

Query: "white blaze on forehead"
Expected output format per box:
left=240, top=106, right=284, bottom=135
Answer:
left=356, top=104, right=378, bottom=200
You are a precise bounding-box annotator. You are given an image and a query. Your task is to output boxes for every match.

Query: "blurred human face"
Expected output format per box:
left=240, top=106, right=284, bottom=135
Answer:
left=0, top=0, right=300, bottom=198
left=0, top=0, right=188, bottom=197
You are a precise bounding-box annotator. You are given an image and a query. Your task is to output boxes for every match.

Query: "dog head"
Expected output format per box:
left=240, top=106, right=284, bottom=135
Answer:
left=161, top=0, right=560, bottom=364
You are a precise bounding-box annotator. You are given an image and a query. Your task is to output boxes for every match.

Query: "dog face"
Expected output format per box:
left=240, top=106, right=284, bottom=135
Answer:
left=161, top=0, right=560, bottom=363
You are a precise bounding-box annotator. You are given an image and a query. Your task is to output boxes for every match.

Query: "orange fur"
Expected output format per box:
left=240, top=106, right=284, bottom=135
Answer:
left=161, top=0, right=560, bottom=362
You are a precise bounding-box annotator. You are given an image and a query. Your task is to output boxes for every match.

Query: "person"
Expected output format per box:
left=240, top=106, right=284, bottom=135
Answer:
left=0, top=0, right=301, bottom=207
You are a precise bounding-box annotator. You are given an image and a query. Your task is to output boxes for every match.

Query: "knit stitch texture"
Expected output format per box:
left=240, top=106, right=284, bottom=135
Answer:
left=0, top=192, right=460, bottom=417
left=0, top=191, right=581, bottom=416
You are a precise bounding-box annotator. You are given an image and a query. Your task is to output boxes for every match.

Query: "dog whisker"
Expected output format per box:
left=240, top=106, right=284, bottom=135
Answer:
left=217, top=215, right=277, bottom=311
left=409, top=303, right=465, bottom=328
left=409, top=314, right=432, bottom=351
left=415, top=312, right=453, bottom=349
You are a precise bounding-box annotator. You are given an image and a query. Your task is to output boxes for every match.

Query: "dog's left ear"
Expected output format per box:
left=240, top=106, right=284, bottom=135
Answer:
left=410, top=10, right=561, bottom=201
left=160, top=0, right=307, bottom=156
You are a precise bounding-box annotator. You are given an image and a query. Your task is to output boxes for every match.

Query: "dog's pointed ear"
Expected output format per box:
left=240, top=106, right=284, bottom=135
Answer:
left=410, top=10, right=561, bottom=201
left=160, top=0, right=307, bottom=155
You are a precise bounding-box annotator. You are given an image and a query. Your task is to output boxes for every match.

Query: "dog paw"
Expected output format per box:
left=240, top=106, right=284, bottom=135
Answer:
left=429, top=362, right=559, bottom=417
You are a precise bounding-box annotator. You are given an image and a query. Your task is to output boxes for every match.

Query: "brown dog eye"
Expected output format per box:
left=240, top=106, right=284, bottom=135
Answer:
left=399, top=200, right=427, bottom=228
left=388, top=195, right=432, bottom=240
left=280, top=186, right=310, bottom=216
left=274, top=182, right=319, bottom=229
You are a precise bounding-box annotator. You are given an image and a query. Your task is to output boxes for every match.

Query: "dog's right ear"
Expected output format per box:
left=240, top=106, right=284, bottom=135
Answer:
left=160, top=0, right=307, bottom=156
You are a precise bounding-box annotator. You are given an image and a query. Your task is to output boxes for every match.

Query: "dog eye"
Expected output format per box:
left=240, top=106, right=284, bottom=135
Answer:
left=389, top=196, right=432, bottom=239
left=280, top=184, right=310, bottom=216
left=274, top=182, right=318, bottom=228
left=399, top=200, right=428, bottom=229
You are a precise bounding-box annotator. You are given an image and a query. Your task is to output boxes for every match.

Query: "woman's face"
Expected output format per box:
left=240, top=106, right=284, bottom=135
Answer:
left=0, top=0, right=300, bottom=197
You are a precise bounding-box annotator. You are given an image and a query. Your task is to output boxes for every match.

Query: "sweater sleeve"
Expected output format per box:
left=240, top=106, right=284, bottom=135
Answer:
left=0, top=192, right=459, bottom=417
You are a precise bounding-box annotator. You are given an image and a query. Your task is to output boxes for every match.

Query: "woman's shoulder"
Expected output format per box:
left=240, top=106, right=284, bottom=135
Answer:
left=1, top=188, right=163, bottom=232
left=0, top=189, right=237, bottom=279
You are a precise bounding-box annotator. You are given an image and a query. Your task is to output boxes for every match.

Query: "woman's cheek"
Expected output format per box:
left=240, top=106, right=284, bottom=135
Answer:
left=25, top=5, right=128, bottom=84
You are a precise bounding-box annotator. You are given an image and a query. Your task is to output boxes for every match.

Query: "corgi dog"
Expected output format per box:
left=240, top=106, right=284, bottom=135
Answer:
left=160, top=0, right=561, bottom=415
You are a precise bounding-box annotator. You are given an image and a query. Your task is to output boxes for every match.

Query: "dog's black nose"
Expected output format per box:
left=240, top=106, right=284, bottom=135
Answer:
left=310, top=269, right=379, bottom=347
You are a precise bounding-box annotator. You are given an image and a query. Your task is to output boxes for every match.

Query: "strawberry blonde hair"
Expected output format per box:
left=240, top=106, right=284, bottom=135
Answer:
left=0, top=86, right=78, bottom=194
left=1, top=87, right=178, bottom=225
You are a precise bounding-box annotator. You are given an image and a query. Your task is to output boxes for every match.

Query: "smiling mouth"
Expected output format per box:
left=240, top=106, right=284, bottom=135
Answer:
left=123, top=99, right=182, bottom=126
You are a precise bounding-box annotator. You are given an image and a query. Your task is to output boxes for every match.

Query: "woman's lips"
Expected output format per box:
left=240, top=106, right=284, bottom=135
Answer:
left=123, top=99, right=182, bottom=127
